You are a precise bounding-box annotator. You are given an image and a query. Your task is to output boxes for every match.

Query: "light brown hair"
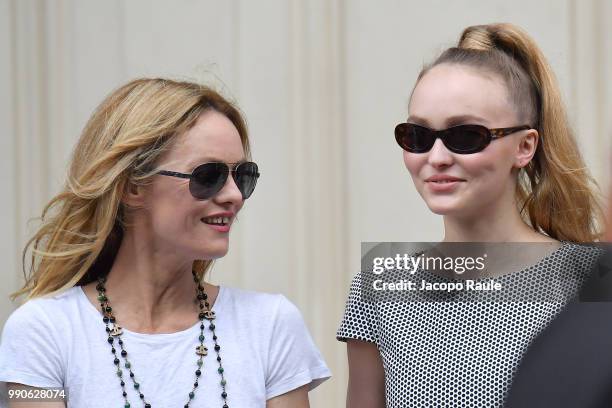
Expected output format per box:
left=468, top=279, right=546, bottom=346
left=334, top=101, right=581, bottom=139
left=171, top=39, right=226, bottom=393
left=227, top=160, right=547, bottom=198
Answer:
left=14, top=78, right=250, bottom=299
left=412, top=23, right=604, bottom=242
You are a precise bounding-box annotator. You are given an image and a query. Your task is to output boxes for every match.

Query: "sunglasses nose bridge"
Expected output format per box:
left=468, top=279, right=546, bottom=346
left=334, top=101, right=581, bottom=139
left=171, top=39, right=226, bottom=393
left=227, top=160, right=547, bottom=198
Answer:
left=215, top=167, right=244, bottom=201
left=422, top=129, right=448, bottom=152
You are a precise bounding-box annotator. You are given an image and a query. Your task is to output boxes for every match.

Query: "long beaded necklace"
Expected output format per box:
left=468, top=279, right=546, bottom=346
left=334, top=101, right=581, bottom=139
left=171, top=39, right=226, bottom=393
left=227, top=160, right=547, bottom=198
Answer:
left=95, top=271, right=229, bottom=408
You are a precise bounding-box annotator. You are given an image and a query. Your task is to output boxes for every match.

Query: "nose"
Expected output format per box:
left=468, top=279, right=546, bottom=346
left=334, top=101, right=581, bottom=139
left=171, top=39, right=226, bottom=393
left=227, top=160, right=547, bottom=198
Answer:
left=212, top=173, right=244, bottom=206
left=427, top=138, right=454, bottom=168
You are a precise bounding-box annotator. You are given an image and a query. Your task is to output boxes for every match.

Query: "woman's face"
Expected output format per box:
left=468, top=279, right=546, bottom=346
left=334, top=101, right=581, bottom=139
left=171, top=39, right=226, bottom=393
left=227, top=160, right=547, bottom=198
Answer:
left=405, top=63, right=534, bottom=218
left=135, top=110, right=246, bottom=260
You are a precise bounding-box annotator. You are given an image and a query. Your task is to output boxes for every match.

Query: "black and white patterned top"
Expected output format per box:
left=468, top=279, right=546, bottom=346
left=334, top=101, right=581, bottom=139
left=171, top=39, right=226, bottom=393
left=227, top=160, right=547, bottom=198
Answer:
left=337, top=242, right=603, bottom=407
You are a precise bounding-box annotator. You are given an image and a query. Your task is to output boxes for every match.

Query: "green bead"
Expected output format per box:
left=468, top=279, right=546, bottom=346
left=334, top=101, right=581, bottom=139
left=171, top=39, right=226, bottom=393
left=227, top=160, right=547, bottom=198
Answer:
left=97, top=294, right=107, bottom=302
left=218, top=367, right=224, bottom=374
left=124, top=362, right=131, bottom=369
left=189, top=391, right=194, bottom=399
left=134, top=383, right=140, bottom=389
left=221, top=379, right=227, bottom=386
left=125, top=404, right=130, bottom=408
left=199, top=335, right=205, bottom=341
left=117, top=369, right=122, bottom=377
left=197, top=360, right=203, bottom=367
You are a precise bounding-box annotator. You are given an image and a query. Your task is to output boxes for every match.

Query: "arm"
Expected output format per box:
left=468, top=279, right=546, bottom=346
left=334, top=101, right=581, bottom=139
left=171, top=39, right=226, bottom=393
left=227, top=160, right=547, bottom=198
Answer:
left=266, top=384, right=309, bottom=408
left=346, top=339, right=385, bottom=408
left=7, top=383, right=66, bottom=408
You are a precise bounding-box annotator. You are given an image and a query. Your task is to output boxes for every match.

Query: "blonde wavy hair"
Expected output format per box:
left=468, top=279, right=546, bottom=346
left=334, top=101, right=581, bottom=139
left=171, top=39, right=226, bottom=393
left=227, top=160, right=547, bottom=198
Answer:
left=412, top=23, right=604, bottom=242
left=13, top=78, right=250, bottom=300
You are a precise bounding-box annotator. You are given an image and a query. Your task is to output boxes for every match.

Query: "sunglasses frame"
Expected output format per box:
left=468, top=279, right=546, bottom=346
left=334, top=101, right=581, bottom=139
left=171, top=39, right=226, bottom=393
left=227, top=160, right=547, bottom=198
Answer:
left=395, top=123, right=532, bottom=154
left=157, top=161, right=260, bottom=200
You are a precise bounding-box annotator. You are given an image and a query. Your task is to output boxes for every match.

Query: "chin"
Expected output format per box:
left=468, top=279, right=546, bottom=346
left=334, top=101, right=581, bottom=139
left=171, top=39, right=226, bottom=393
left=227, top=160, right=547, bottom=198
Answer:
left=200, top=246, right=229, bottom=260
left=425, top=200, right=464, bottom=216
left=429, top=207, right=455, bottom=216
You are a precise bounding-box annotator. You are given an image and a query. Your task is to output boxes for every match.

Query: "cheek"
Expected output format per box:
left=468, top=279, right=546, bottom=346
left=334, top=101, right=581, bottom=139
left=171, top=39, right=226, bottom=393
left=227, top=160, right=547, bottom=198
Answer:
left=458, top=153, right=514, bottom=188
left=403, top=151, right=424, bottom=178
left=147, top=188, right=199, bottom=230
left=458, top=155, right=495, bottom=175
left=152, top=201, right=196, bottom=234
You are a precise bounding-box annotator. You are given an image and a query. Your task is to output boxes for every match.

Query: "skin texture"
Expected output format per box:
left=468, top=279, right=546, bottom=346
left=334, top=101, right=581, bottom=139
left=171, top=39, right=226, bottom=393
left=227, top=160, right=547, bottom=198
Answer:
left=347, top=63, right=551, bottom=407
left=404, top=63, right=547, bottom=243
left=10, top=110, right=309, bottom=408
left=81, top=109, right=245, bottom=335
left=346, top=340, right=386, bottom=408
left=267, top=385, right=309, bottom=408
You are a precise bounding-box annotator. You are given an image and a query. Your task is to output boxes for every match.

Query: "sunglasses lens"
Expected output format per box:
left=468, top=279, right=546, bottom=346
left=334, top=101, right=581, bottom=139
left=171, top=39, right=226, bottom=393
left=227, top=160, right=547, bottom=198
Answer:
left=395, top=123, right=435, bottom=153
left=445, top=125, right=489, bottom=153
left=234, top=162, right=260, bottom=199
left=190, top=163, right=228, bottom=199
left=395, top=123, right=491, bottom=154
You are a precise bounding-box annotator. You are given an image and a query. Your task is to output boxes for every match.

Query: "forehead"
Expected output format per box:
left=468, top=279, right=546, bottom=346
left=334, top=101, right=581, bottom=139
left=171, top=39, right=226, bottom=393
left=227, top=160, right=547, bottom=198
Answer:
left=165, top=110, right=245, bottom=169
left=409, top=64, right=516, bottom=127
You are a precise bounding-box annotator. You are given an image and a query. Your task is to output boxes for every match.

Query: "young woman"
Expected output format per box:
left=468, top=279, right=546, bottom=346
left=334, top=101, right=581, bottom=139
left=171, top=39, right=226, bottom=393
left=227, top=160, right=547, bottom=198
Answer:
left=0, top=78, right=330, bottom=407
left=337, top=23, right=604, bottom=407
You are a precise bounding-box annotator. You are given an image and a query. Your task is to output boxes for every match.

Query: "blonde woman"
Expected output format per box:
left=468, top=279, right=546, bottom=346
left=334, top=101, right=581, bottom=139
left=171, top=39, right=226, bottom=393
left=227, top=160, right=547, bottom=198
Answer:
left=0, top=78, right=330, bottom=407
left=337, top=23, right=604, bottom=407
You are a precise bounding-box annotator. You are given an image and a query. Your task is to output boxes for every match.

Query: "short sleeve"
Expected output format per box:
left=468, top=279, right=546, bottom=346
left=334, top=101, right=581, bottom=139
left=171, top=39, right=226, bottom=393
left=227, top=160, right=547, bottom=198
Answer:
left=336, top=271, right=379, bottom=343
left=0, top=300, right=64, bottom=388
left=265, top=295, right=331, bottom=400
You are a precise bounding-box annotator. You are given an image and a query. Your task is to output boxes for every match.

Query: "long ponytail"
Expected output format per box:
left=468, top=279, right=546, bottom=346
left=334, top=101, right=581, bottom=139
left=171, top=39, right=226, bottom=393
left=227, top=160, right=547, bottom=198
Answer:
left=416, top=23, right=604, bottom=242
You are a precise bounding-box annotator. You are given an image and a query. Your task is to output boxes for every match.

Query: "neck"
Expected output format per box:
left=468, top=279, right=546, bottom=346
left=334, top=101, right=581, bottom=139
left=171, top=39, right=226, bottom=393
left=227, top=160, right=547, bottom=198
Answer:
left=100, top=228, right=203, bottom=333
left=442, top=196, right=553, bottom=243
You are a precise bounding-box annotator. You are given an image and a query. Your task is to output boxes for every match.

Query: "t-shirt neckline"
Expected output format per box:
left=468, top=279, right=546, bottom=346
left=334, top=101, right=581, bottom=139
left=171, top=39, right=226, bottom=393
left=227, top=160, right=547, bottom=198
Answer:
left=77, top=284, right=225, bottom=340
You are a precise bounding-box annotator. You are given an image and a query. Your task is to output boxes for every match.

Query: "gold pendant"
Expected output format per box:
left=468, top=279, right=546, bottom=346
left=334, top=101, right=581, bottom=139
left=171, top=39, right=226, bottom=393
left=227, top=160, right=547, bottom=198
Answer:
left=203, top=310, right=216, bottom=320
left=110, top=325, right=123, bottom=336
left=196, top=345, right=208, bottom=356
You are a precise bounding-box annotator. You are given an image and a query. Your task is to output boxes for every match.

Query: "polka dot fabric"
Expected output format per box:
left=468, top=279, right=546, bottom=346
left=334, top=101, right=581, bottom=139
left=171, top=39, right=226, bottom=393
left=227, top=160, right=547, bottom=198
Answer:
left=337, top=243, right=603, bottom=407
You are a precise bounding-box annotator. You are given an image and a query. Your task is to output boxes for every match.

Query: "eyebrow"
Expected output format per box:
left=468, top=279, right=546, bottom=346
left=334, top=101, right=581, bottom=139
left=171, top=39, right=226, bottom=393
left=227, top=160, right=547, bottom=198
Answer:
left=189, top=157, right=246, bottom=165
left=407, top=114, right=490, bottom=128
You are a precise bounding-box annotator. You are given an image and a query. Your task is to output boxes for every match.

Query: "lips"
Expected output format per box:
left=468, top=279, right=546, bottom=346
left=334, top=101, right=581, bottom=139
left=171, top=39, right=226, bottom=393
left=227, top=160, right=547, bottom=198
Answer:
left=200, top=212, right=234, bottom=232
left=425, top=175, right=466, bottom=183
left=424, top=175, right=465, bottom=193
left=201, top=216, right=230, bottom=226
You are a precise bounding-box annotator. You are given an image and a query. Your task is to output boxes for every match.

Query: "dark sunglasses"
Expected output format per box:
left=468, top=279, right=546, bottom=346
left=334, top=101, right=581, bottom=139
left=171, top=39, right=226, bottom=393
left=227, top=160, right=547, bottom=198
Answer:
left=157, top=161, right=260, bottom=200
left=394, top=123, right=531, bottom=154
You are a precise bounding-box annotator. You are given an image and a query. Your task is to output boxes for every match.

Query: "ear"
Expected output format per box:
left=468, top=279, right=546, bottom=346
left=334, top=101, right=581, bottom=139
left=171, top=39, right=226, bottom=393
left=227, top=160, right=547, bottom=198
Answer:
left=513, top=129, right=539, bottom=169
left=121, top=181, right=146, bottom=209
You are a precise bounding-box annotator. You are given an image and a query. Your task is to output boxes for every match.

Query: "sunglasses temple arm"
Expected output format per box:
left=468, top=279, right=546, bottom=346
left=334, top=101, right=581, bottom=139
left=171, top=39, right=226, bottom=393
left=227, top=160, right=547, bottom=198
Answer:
left=157, top=170, right=192, bottom=179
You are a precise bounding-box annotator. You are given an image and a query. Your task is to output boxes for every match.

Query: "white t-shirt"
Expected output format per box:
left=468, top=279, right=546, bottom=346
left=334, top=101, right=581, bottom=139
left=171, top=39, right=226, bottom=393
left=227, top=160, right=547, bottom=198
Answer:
left=0, top=285, right=331, bottom=407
